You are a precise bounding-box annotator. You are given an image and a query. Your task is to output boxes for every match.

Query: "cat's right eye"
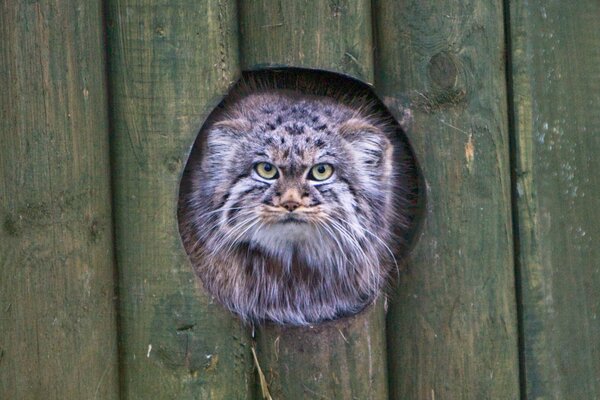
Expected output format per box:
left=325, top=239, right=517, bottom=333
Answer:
left=254, top=162, right=279, bottom=180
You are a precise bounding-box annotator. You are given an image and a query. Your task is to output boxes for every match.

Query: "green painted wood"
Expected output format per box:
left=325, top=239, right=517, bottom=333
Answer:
left=373, top=1, right=521, bottom=398
left=0, top=1, right=119, bottom=399
left=239, top=0, right=374, bottom=83
left=239, top=2, right=388, bottom=399
left=508, top=2, right=600, bottom=399
left=105, top=1, right=254, bottom=398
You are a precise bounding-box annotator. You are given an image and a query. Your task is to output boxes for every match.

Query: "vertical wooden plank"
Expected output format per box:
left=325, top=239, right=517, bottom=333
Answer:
left=0, top=1, right=119, bottom=399
left=373, top=1, right=521, bottom=399
left=105, top=0, right=254, bottom=398
left=238, top=2, right=389, bottom=399
left=255, top=302, right=388, bottom=399
left=240, top=0, right=374, bottom=83
left=508, top=2, right=600, bottom=398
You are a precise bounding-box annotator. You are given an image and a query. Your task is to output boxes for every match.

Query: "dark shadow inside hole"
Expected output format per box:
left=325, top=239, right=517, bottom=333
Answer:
left=178, top=68, right=424, bottom=325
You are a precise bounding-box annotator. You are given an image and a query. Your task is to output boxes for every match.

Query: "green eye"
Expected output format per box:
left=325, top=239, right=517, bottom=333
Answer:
left=255, top=162, right=278, bottom=179
left=309, top=163, right=334, bottom=181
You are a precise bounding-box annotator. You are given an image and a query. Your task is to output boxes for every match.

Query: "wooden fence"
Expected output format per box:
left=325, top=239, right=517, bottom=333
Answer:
left=1, top=1, right=598, bottom=399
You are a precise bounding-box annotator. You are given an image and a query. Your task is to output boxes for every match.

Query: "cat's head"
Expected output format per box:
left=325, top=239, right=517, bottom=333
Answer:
left=186, top=91, right=396, bottom=270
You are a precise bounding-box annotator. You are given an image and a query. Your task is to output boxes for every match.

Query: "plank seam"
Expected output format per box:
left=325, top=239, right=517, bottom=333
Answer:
left=99, top=0, right=124, bottom=398
left=502, top=1, right=528, bottom=399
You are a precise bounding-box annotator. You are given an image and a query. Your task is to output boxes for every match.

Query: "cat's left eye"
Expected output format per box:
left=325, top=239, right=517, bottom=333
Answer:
left=308, top=163, right=334, bottom=181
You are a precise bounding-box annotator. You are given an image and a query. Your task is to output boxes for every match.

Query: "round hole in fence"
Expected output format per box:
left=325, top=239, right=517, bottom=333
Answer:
left=178, top=68, right=422, bottom=326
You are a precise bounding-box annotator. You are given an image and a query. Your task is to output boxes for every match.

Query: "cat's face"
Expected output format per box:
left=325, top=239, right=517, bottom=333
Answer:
left=191, top=93, right=394, bottom=267
left=179, top=87, right=412, bottom=324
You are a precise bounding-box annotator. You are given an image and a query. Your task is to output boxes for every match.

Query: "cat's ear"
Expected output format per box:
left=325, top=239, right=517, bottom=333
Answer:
left=205, top=119, right=250, bottom=155
left=339, top=118, right=392, bottom=169
left=212, top=119, right=251, bottom=134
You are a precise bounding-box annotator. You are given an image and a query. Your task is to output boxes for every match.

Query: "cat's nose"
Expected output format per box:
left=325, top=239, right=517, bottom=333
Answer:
left=281, top=200, right=301, bottom=212
left=279, top=188, right=302, bottom=212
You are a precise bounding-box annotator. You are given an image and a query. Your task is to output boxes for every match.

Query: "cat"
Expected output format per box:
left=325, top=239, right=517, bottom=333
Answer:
left=179, top=70, right=416, bottom=325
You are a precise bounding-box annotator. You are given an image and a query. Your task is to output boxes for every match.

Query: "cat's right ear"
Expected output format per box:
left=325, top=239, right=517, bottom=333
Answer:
left=211, top=119, right=251, bottom=135
left=205, top=119, right=251, bottom=151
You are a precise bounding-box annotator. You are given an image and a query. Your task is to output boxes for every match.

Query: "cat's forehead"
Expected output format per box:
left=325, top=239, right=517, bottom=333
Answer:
left=236, top=92, right=354, bottom=126
left=243, top=125, right=332, bottom=167
left=230, top=93, right=352, bottom=164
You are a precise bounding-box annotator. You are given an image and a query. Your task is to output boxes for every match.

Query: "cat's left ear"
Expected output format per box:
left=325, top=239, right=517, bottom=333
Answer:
left=339, top=118, right=392, bottom=170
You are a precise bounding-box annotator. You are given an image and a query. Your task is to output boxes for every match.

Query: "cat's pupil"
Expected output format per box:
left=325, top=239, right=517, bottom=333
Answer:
left=264, top=164, right=272, bottom=171
left=317, top=165, right=326, bottom=173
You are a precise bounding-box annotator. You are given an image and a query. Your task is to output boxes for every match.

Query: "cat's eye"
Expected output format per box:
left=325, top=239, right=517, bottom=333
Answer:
left=255, top=162, right=279, bottom=179
left=308, top=163, right=334, bottom=181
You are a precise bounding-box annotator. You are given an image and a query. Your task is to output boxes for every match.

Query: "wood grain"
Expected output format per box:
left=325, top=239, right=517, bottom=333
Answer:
left=508, top=2, right=600, bottom=398
left=105, top=0, right=254, bottom=398
left=0, top=1, right=119, bottom=398
left=373, top=1, right=521, bottom=398
left=255, top=302, right=388, bottom=400
left=239, top=0, right=374, bottom=83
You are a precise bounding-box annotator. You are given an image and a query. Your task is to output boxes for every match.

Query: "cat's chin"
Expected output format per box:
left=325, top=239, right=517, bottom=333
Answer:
left=248, top=221, right=319, bottom=252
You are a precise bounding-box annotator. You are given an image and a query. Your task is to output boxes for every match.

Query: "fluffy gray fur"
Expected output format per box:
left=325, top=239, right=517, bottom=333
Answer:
left=180, top=83, right=411, bottom=325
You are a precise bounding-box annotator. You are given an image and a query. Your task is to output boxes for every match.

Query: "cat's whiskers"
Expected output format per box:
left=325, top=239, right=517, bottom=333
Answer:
left=191, top=204, right=263, bottom=244
left=329, top=218, right=381, bottom=287
left=215, top=216, right=257, bottom=251
left=209, top=212, right=259, bottom=257
left=196, top=203, right=261, bottom=220
left=322, top=215, right=370, bottom=263
left=187, top=214, right=227, bottom=248
left=223, top=217, right=263, bottom=258
left=322, top=215, right=379, bottom=289
left=361, top=226, right=400, bottom=279
left=314, top=220, right=352, bottom=273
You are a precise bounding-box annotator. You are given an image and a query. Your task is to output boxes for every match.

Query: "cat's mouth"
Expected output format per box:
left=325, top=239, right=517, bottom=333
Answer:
left=278, top=214, right=308, bottom=224
left=261, top=206, right=316, bottom=225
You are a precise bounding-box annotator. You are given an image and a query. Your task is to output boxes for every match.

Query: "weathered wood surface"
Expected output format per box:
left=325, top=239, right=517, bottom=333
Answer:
left=0, top=1, right=119, bottom=399
left=105, top=1, right=254, bottom=398
left=373, top=1, right=521, bottom=398
left=239, top=1, right=388, bottom=398
left=239, top=0, right=374, bottom=83
left=508, top=2, right=600, bottom=399
left=255, top=302, right=388, bottom=400
left=4, top=1, right=600, bottom=398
